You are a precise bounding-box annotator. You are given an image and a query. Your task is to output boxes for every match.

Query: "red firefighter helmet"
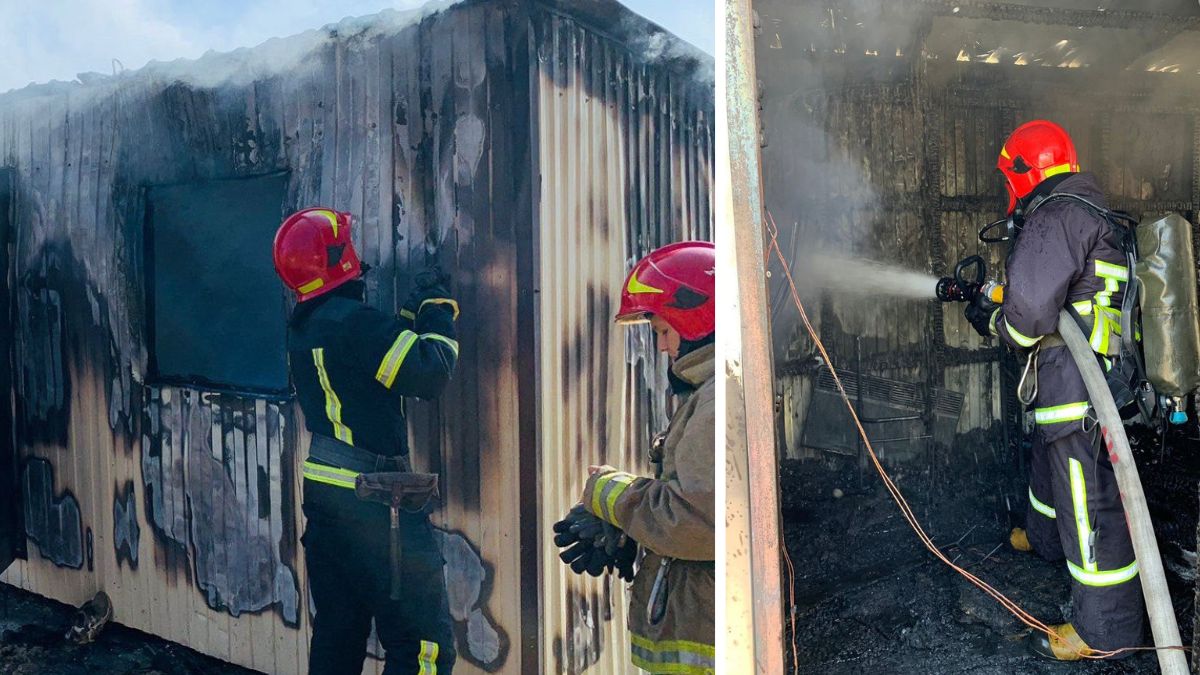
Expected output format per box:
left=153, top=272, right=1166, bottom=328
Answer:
left=997, top=120, right=1079, bottom=214
left=273, top=207, right=362, bottom=302
left=616, top=241, right=715, bottom=341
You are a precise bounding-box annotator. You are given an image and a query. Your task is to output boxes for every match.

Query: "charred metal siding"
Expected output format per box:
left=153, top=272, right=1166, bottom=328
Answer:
left=0, top=2, right=711, bottom=674
left=529, top=7, right=712, bottom=674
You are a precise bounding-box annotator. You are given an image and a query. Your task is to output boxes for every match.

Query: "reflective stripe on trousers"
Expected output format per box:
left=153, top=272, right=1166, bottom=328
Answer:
left=1034, top=401, right=1089, bottom=425
left=630, top=634, right=715, bottom=675
left=417, top=639, right=439, bottom=674
left=1029, top=487, right=1056, bottom=519
left=1066, top=457, right=1139, bottom=587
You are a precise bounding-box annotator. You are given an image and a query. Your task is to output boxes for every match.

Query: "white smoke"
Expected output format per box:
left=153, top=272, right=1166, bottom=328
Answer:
left=0, top=1, right=455, bottom=102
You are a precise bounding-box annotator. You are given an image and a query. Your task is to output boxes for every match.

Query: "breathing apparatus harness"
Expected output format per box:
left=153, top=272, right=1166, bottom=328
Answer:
left=976, top=192, right=1163, bottom=427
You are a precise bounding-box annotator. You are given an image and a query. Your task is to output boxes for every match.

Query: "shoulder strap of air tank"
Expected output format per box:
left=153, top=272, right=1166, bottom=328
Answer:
left=1027, top=192, right=1138, bottom=256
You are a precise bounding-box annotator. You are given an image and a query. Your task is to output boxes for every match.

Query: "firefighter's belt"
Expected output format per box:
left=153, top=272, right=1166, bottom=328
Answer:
left=307, top=433, right=409, bottom=473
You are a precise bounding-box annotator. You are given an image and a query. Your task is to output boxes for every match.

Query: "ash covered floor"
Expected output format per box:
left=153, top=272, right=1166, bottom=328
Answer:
left=783, top=428, right=1196, bottom=674
left=0, top=583, right=257, bottom=674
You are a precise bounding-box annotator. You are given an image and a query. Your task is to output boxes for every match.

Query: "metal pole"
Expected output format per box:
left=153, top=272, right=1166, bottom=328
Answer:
left=719, top=0, right=786, bottom=672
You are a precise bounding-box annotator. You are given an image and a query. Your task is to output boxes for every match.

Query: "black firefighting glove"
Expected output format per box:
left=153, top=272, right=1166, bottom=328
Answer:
left=611, top=533, right=638, bottom=582
left=402, top=267, right=457, bottom=321
left=553, top=505, right=632, bottom=578
left=964, top=300, right=995, bottom=339
left=552, top=504, right=592, bottom=547
left=415, top=266, right=452, bottom=292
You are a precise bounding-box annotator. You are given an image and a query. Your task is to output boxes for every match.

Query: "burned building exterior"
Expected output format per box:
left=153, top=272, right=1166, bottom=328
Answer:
left=0, top=1, right=713, bottom=673
left=755, top=0, right=1200, bottom=671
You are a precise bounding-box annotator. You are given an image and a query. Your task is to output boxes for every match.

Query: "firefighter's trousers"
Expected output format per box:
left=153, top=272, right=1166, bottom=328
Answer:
left=1026, top=428, right=1144, bottom=652
left=303, top=480, right=456, bottom=674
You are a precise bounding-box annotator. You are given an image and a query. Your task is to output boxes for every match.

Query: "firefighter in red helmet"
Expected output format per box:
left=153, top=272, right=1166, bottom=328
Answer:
left=274, top=207, right=459, bottom=674
left=962, top=121, right=1144, bottom=660
left=552, top=241, right=716, bottom=674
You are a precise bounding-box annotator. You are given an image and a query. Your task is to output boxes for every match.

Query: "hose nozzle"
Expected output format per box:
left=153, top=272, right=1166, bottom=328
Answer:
left=936, top=255, right=1004, bottom=305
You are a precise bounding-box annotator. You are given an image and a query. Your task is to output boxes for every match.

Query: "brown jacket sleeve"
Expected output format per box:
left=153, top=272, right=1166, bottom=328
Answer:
left=580, top=382, right=715, bottom=561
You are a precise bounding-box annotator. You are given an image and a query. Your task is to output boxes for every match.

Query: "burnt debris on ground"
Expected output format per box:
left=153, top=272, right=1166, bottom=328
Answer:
left=782, top=426, right=1197, bottom=674
left=0, top=583, right=257, bottom=675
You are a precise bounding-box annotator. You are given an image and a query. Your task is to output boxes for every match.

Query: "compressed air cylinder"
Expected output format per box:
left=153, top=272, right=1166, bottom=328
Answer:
left=1135, top=213, right=1200, bottom=398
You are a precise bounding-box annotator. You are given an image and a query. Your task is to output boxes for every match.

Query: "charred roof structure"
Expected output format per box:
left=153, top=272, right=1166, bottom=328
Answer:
left=756, top=0, right=1200, bottom=671
left=0, top=1, right=713, bottom=673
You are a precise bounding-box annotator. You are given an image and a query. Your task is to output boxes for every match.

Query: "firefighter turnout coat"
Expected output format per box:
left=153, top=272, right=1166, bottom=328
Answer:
left=582, top=343, right=716, bottom=675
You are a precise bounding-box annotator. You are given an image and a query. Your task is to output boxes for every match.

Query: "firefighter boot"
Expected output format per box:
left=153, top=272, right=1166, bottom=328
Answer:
left=1009, top=527, right=1032, bottom=553
left=1030, top=623, right=1097, bottom=661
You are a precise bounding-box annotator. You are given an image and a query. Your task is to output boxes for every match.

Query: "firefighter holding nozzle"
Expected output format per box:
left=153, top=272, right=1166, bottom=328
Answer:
left=275, top=207, right=459, bottom=674
left=552, top=242, right=716, bottom=675
left=961, top=121, right=1144, bottom=661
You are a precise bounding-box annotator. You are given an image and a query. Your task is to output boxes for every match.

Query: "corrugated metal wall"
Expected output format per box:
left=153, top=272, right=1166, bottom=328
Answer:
left=0, top=4, right=527, bottom=672
left=0, top=2, right=712, bottom=673
left=530, top=6, right=712, bottom=673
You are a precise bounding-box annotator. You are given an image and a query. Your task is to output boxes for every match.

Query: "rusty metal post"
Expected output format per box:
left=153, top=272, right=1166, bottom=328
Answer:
left=719, top=0, right=786, bottom=671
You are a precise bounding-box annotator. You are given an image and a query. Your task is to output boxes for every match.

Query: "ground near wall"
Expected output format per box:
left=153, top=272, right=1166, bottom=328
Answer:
left=783, top=427, right=1197, bottom=674
left=0, top=583, right=256, bottom=674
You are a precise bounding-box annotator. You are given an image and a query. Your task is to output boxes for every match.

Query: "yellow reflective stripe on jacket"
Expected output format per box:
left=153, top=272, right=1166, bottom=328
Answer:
left=417, top=640, right=439, bottom=674
left=630, top=634, right=715, bottom=675
left=1068, top=458, right=1095, bottom=572
left=301, top=460, right=358, bottom=489
left=312, top=348, right=354, bottom=445
left=376, top=330, right=419, bottom=389
left=421, top=333, right=460, bottom=358
left=1090, top=305, right=1122, bottom=356
left=1034, top=402, right=1089, bottom=425
left=1094, top=260, right=1128, bottom=282
left=590, top=472, right=637, bottom=527
left=1029, top=488, right=1056, bottom=519
left=420, top=298, right=460, bottom=320
left=1067, top=559, right=1139, bottom=587
left=1005, top=321, right=1042, bottom=348
left=987, top=308, right=1001, bottom=336
left=400, top=308, right=416, bottom=321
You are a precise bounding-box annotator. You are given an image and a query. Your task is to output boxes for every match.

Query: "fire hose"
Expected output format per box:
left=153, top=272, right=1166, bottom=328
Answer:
left=1056, top=309, right=1189, bottom=674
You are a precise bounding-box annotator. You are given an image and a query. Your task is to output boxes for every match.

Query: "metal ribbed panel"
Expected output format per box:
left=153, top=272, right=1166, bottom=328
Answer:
left=531, top=7, right=712, bottom=674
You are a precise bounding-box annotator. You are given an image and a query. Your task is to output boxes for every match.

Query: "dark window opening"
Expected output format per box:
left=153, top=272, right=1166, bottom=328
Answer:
left=145, top=173, right=291, bottom=397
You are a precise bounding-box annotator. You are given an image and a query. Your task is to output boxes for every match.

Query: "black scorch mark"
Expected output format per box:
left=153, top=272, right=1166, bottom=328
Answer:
left=113, top=481, right=141, bottom=569
left=21, top=457, right=83, bottom=569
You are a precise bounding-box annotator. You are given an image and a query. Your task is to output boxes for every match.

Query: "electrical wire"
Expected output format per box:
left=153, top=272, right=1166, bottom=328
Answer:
left=764, top=210, right=1188, bottom=661
left=783, top=546, right=799, bottom=674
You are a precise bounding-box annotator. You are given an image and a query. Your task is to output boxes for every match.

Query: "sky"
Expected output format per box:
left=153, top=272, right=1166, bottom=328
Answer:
left=0, top=0, right=714, bottom=94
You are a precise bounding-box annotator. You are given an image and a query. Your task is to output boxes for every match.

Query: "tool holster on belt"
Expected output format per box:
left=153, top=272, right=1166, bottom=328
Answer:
left=355, top=470, right=440, bottom=600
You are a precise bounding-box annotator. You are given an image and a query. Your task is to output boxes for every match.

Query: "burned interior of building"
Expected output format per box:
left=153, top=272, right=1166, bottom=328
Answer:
left=755, top=0, right=1200, bottom=671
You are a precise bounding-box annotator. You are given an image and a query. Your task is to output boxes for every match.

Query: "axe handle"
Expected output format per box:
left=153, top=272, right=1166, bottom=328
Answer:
left=389, top=506, right=403, bottom=601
